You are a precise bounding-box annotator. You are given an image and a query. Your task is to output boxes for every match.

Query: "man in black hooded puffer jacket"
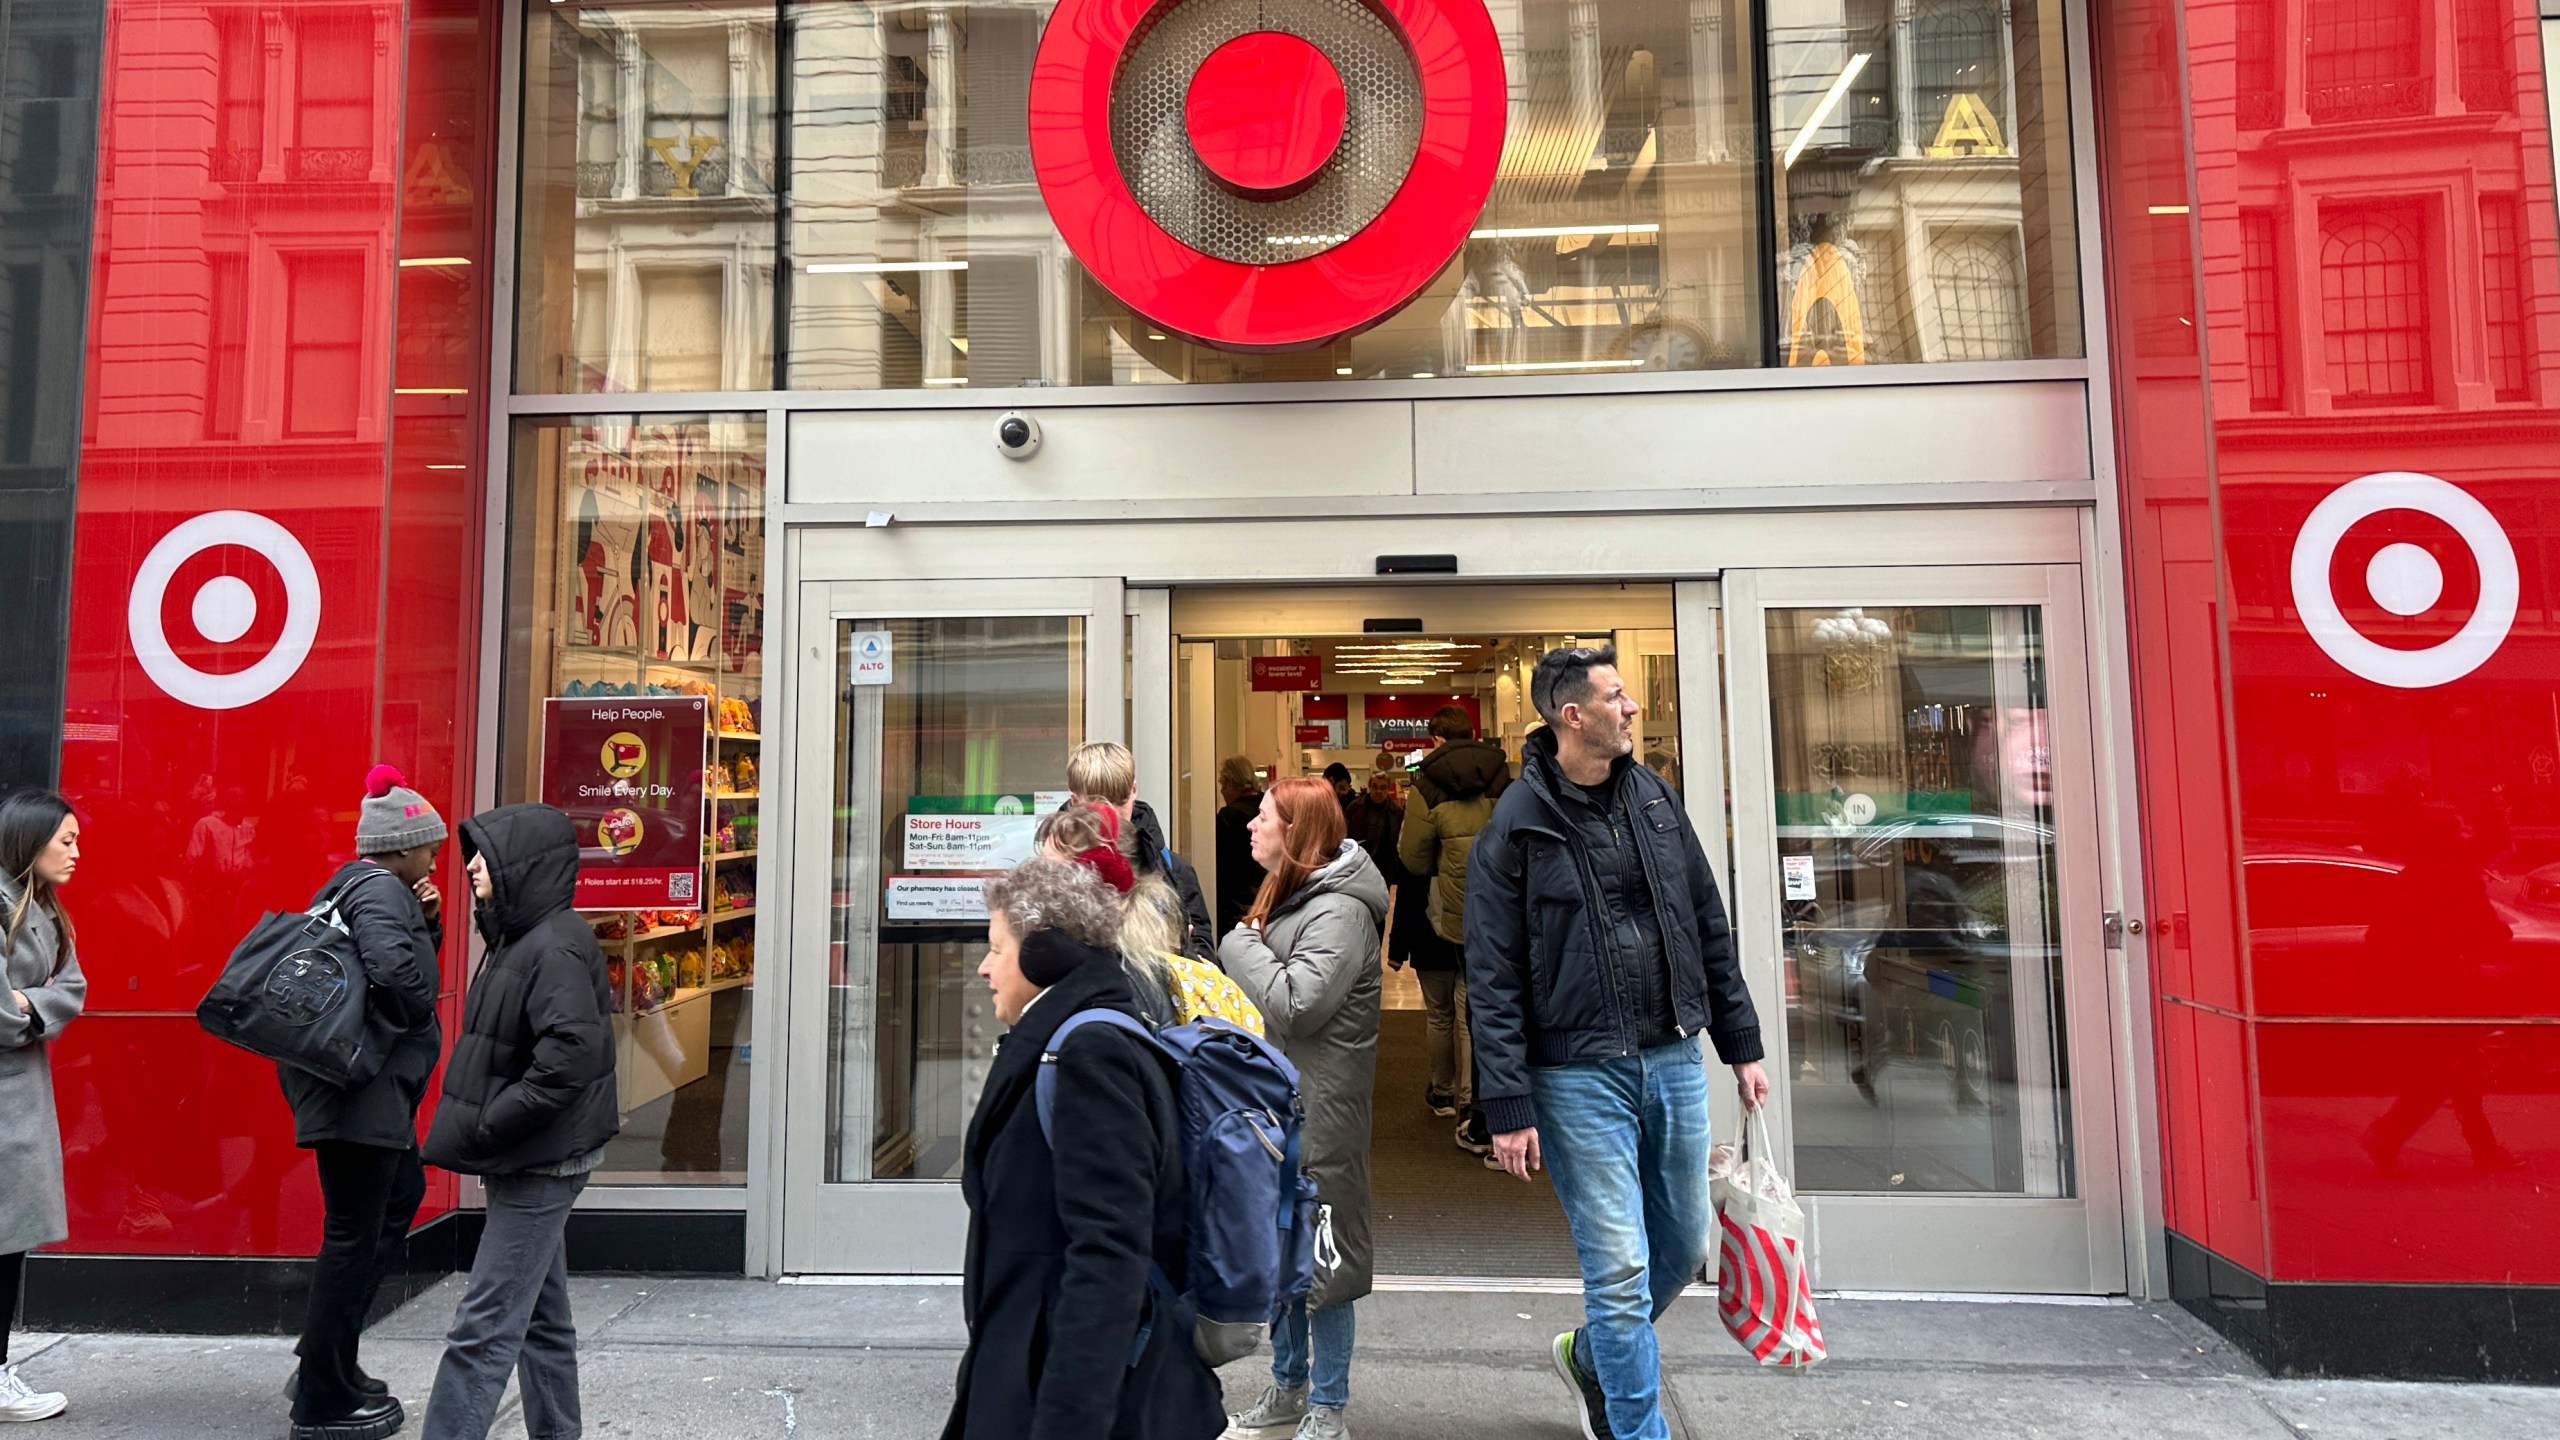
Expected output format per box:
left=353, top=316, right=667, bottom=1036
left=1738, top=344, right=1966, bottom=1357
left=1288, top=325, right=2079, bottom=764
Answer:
left=420, top=803, right=618, bottom=1440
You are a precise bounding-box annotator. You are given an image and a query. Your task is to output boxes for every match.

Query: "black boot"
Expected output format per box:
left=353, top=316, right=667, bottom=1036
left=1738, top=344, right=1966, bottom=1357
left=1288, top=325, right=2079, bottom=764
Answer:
left=290, top=1395, right=405, bottom=1440
left=284, top=1370, right=390, bottom=1403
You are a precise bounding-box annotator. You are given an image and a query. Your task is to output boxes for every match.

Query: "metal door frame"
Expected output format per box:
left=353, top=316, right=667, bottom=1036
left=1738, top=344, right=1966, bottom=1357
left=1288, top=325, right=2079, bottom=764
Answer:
left=775, top=573, right=1123, bottom=1273
left=1723, top=564, right=2128, bottom=1294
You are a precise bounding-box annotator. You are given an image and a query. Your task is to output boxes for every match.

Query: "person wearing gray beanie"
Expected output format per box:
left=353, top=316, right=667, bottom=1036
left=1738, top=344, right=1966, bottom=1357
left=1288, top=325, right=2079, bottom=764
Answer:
left=279, top=763, right=450, bottom=1440
left=357, top=763, right=448, bottom=856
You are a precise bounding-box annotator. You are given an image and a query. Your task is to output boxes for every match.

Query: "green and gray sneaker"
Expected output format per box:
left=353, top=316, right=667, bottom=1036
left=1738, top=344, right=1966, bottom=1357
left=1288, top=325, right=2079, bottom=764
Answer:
left=1293, top=1403, right=1350, bottom=1440
left=1551, top=1328, right=1610, bottom=1440
left=1226, top=1382, right=1310, bottom=1437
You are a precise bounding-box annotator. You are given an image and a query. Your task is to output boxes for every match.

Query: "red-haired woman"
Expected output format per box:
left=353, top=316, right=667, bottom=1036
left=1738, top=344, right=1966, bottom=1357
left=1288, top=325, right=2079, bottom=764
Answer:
left=1217, top=777, right=1387, bottom=1440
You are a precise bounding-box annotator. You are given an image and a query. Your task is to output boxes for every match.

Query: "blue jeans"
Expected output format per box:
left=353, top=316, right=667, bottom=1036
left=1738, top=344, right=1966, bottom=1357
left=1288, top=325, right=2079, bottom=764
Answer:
left=1532, top=1037, right=1715, bottom=1440
left=1271, top=1296, right=1357, bottom=1410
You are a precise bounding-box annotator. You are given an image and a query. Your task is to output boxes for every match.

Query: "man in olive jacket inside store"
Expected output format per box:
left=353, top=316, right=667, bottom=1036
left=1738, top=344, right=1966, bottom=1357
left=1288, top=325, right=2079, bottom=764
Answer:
left=1465, top=644, right=1769, bottom=1440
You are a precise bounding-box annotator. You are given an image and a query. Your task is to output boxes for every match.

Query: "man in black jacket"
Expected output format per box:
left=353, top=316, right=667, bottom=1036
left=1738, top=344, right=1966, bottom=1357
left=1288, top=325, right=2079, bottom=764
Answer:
left=1067, top=741, right=1214, bottom=958
left=420, top=804, right=618, bottom=1440
left=283, top=765, right=446, bottom=1440
left=1465, top=645, right=1767, bottom=1440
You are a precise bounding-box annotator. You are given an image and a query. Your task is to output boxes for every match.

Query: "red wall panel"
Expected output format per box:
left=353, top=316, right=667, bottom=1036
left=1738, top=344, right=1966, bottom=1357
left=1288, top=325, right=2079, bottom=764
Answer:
left=2107, top=0, right=2560, bottom=1286
left=53, top=0, right=493, bottom=1258
left=2259, top=1021, right=2559, bottom=1283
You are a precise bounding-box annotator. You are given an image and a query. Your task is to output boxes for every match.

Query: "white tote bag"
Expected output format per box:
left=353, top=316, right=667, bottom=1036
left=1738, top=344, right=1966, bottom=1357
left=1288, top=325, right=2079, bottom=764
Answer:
left=1708, top=1107, right=1828, bottom=1368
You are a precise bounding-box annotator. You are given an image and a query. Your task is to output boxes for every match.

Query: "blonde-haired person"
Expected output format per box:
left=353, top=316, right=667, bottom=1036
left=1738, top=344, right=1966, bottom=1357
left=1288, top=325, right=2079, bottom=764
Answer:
left=0, top=790, right=84, bottom=1423
left=1067, top=742, right=1213, bottom=958
left=1218, top=778, right=1386, bottom=1440
left=1118, top=877, right=1265, bottom=1036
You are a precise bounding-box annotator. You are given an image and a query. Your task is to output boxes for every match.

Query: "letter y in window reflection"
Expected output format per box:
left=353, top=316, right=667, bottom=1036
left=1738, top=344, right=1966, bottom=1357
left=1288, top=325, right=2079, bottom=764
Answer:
left=645, top=134, right=720, bottom=199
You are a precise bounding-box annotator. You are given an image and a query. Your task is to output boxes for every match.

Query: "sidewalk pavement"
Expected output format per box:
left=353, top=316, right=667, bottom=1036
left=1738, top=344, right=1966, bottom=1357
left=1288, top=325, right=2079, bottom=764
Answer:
left=11, top=1276, right=2557, bottom=1439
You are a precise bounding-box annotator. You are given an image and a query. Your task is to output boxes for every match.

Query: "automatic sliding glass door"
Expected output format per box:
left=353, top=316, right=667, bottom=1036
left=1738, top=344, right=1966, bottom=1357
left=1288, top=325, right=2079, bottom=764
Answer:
left=1727, top=567, right=2125, bottom=1293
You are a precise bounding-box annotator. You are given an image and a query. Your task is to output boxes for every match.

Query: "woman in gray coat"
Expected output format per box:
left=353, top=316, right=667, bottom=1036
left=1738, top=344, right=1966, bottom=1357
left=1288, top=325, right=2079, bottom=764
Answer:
left=0, top=790, right=84, bottom=1424
left=1218, top=777, right=1387, bottom=1440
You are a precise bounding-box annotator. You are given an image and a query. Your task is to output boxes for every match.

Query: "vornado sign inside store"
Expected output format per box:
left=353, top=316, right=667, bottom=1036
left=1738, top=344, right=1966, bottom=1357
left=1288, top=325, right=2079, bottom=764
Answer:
left=487, top=0, right=2136, bottom=1294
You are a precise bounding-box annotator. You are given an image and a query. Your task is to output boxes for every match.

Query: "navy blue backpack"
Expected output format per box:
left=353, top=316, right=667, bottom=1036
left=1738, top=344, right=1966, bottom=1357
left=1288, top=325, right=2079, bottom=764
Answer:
left=1035, top=1010, right=1322, bottom=1334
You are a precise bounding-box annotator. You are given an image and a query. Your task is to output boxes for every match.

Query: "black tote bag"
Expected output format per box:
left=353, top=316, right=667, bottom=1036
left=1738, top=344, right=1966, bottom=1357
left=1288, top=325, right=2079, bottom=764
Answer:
left=196, top=869, right=395, bottom=1088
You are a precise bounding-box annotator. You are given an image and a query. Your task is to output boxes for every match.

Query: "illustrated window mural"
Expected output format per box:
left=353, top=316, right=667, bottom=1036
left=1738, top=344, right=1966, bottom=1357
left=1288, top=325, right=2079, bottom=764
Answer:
left=500, top=415, right=766, bottom=1186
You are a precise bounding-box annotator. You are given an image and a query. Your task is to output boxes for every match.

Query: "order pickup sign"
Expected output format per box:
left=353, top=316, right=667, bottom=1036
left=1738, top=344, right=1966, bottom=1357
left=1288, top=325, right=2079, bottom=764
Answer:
left=542, top=695, right=708, bottom=910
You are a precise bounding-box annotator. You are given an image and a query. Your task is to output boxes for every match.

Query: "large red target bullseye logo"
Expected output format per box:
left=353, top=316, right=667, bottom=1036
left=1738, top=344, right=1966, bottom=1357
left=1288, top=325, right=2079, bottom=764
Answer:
left=1030, top=0, right=1508, bottom=353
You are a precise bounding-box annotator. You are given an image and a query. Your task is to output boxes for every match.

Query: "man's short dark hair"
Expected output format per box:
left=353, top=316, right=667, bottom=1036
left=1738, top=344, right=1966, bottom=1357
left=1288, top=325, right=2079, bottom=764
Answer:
left=1531, top=643, right=1619, bottom=726
left=1428, top=705, right=1474, bottom=741
left=1322, top=762, right=1352, bottom=783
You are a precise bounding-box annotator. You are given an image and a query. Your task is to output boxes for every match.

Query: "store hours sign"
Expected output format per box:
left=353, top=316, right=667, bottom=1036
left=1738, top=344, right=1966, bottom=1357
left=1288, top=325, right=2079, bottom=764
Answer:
left=543, top=695, right=709, bottom=910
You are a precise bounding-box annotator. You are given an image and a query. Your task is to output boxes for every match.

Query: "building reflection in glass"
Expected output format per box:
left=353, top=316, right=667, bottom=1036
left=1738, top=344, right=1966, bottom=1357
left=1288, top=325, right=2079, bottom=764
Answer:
left=512, top=0, right=2086, bottom=392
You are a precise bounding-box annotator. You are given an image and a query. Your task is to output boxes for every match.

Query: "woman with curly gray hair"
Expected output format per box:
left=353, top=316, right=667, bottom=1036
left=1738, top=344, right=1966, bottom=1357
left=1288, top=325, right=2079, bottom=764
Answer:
left=943, top=859, right=1222, bottom=1440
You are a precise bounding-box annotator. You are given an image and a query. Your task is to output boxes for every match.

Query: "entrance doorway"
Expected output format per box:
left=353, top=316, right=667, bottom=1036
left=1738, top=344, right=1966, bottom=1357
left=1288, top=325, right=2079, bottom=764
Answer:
left=1165, top=585, right=1689, bottom=1279
left=776, top=561, right=2127, bottom=1293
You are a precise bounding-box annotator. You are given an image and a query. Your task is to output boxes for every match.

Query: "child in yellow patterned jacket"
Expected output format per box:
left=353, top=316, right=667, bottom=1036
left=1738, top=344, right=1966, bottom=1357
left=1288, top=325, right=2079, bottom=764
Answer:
left=1118, top=876, right=1264, bottom=1036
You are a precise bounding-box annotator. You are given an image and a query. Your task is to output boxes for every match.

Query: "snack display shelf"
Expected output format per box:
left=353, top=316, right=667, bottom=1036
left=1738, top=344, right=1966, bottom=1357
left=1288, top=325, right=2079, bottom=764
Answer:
left=713, top=849, right=757, bottom=862
left=717, top=732, right=762, bottom=743
left=710, top=906, right=757, bottom=924
left=717, top=791, right=759, bottom=801
left=618, top=923, right=699, bottom=944
left=626, top=973, right=755, bottom=1016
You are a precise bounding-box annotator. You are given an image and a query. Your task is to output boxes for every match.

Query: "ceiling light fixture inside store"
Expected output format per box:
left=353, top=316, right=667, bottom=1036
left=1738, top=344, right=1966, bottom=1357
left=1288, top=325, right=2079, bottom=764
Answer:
left=1466, top=359, right=1645, bottom=373
left=398, top=256, right=471, bottom=268
left=807, top=260, right=969, bottom=274
left=1470, top=223, right=1660, bottom=239
left=1782, top=52, right=1872, bottom=170
left=924, top=376, right=969, bottom=386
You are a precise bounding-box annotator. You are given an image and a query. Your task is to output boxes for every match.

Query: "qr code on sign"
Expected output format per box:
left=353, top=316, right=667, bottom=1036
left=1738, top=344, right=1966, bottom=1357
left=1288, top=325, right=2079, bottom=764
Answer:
left=669, top=872, right=698, bottom=901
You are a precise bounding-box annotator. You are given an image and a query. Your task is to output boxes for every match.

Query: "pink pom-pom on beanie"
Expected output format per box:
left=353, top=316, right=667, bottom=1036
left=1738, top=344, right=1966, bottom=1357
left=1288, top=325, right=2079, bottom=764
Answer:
left=356, top=762, right=447, bottom=854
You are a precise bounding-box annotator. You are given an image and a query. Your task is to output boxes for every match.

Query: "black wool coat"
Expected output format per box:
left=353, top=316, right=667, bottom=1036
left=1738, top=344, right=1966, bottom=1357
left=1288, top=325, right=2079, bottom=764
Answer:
left=1129, top=801, right=1215, bottom=961
left=422, top=804, right=619, bottom=1176
left=943, top=956, right=1224, bottom=1440
left=278, top=861, right=442, bottom=1150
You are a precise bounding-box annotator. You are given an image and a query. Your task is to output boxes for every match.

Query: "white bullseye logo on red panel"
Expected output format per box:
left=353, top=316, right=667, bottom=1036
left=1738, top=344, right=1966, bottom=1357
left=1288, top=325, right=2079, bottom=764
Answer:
left=2288, top=472, right=2519, bottom=689
left=128, top=510, right=323, bottom=710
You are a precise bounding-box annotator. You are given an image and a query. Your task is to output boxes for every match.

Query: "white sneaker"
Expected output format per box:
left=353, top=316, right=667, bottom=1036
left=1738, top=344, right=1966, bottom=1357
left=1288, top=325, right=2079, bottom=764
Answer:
left=0, top=1367, right=67, bottom=1423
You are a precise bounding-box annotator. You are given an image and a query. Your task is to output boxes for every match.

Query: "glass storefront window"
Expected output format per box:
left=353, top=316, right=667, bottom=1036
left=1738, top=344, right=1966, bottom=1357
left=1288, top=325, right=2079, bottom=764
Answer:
left=498, top=415, right=768, bottom=1185
left=1766, top=0, right=2082, bottom=364
left=517, top=4, right=777, bottom=392
left=516, top=0, right=2084, bottom=391
left=782, top=0, right=1764, bottom=386
left=1767, top=605, right=2073, bottom=1196
left=828, top=616, right=1086, bottom=1182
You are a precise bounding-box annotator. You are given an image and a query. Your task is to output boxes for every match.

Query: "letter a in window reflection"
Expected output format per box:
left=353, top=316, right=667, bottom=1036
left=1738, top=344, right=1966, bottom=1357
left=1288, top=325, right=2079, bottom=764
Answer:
left=1785, top=239, right=1868, bottom=367
left=645, top=133, right=721, bottom=198
left=1926, top=94, right=2006, bottom=157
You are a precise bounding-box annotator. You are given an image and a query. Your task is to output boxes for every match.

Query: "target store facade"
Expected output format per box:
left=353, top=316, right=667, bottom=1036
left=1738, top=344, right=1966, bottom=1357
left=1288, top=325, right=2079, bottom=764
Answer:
left=2, top=0, right=2558, bottom=1380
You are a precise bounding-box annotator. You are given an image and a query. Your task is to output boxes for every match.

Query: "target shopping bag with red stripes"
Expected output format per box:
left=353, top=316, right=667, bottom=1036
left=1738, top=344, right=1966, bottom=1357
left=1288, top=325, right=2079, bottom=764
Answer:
left=1710, top=1107, right=1827, bottom=1368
